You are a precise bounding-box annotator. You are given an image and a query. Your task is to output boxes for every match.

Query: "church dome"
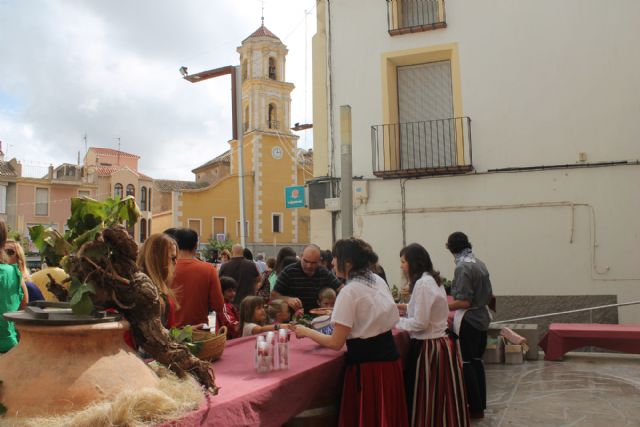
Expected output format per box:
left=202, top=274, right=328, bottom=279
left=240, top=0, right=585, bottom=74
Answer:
left=242, top=24, right=281, bottom=43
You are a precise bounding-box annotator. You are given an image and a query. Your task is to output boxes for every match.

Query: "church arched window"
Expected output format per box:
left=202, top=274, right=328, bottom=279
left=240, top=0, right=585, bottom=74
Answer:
left=268, top=57, right=277, bottom=80
left=114, top=183, right=123, bottom=199
left=126, top=184, right=135, bottom=197
left=268, top=103, right=278, bottom=129
left=242, top=59, right=248, bottom=81
left=244, top=106, right=249, bottom=132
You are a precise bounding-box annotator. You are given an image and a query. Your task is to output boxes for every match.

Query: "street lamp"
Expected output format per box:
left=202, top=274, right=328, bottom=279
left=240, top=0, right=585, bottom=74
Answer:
left=181, top=65, right=247, bottom=247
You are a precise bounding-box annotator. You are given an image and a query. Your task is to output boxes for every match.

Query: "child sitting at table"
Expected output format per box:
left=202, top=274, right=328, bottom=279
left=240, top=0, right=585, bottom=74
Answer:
left=317, top=287, right=336, bottom=308
left=240, top=296, right=289, bottom=336
left=217, top=276, right=241, bottom=339
left=268, top=299, right=291, bottom=324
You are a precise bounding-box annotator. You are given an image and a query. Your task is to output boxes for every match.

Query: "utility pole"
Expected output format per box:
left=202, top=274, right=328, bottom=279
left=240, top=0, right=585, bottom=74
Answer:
left=340, top=105, right=353, bottom=239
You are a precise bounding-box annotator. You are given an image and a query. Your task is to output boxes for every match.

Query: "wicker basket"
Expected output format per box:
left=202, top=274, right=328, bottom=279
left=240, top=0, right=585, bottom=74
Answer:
left=192, top=326, right=227, bottom=362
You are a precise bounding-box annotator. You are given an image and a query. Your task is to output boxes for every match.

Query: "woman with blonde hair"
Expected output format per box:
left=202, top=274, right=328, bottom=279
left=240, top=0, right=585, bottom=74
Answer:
left=137, top=233, right=179, bottom=329
left=0, top=222, right=28, bottom=353
left=5, top=239, right=45, bottom=302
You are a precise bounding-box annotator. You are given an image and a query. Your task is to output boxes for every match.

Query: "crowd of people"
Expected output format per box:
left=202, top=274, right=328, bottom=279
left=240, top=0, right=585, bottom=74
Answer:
left=0, top=219, right=493, bottom=426
left=156, top=228, right=492, bottom=426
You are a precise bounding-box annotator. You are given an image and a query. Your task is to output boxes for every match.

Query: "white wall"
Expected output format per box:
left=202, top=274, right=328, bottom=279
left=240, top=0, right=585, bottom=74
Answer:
left=318, top=0, right=640, bottom=322
left=328, top=0, right=640, bottom=176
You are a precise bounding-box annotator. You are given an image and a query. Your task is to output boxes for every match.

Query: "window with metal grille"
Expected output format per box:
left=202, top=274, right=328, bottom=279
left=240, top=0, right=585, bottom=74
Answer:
left=35, top=188, right=49, bottom=216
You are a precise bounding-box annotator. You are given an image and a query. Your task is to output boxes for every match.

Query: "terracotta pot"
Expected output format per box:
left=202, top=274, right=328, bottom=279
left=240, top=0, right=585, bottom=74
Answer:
left=0, top=320, right=159, bottom=418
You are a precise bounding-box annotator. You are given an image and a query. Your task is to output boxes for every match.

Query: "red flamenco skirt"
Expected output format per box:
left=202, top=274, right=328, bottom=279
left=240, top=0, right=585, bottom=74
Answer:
left=405, top=336, right=470, bottom=427
left=339, top=359, right=409, bottom=427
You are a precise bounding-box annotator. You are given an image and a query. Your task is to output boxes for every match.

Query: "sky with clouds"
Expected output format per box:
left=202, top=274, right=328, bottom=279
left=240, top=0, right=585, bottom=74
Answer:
left=0, top=0, right=316, bottom=180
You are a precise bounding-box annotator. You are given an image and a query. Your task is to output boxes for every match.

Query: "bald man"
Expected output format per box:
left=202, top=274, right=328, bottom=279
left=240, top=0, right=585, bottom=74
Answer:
left=272, top=244, right=341, bottom=312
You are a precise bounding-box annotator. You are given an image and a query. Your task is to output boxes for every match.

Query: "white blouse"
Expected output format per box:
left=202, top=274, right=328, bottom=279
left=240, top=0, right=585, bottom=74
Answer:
left=396, top=273, right=448, bottom=340
left=331, top=273, right=399, bottom=340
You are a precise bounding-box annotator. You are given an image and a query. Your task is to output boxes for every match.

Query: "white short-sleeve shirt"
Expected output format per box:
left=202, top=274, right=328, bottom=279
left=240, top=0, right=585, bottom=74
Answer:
left=331, top=273, right=399, bottom=340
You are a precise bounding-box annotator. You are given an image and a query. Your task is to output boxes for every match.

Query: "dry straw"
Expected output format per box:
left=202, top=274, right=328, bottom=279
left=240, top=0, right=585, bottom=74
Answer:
left=1, top=365, right=204, bottom=427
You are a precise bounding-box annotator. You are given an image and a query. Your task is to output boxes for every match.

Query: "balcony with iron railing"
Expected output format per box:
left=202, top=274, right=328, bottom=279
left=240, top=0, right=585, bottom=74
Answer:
left=371, top=117, right=473, bottom=178
left=387, top=0, right=447, bottom=35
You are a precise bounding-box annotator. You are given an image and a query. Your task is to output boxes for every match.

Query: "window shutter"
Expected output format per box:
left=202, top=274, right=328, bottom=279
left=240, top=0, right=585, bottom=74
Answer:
left=35, top=188, right=49, bottom=216
left=397, top=60, right=455, bottom=168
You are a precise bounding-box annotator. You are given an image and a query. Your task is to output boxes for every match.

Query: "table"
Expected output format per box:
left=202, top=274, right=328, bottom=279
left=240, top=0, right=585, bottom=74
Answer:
left=538, top=323, right=640, bottom=361
left=166, top=330, right=410, bottom=426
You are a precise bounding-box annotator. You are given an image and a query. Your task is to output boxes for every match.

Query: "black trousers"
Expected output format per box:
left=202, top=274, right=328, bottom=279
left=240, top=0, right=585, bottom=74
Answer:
left=459, top=319, right=487, bottom=413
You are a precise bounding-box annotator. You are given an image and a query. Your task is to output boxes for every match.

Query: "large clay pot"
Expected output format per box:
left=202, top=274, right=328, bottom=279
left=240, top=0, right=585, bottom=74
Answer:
left=0, top=320, right=159, bottom=418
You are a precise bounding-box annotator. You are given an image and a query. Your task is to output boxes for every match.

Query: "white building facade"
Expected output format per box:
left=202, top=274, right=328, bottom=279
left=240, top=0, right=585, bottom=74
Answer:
left=311, top=0, right=640, bottom=323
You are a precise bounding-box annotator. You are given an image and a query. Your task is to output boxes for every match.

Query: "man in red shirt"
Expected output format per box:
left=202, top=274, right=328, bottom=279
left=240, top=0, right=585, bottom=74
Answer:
left=167, top=228, right=224, bottom=328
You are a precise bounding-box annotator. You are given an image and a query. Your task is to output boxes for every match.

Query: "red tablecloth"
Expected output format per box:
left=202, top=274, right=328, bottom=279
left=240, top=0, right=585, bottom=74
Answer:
left=538, top=323, right=640, bottom=361
left=165, top=330, right=410, bottom=427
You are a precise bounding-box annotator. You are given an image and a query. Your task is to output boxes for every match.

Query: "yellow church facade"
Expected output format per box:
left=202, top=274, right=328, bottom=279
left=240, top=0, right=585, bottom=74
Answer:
left=153, top=25, right=311, bottom=256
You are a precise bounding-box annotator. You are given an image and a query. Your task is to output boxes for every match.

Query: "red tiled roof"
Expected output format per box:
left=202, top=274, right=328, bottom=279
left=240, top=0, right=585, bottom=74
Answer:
left=242, top=24, right=280, bottom=43
left=96, top=166, right=123, bottom=176
left=90, top=147, right=140, bottom=159
left=154, top=179, right=210, bottom=192
left=95, top=165, right=152, bottom=180
left=192, top=150, right=231, bottom=173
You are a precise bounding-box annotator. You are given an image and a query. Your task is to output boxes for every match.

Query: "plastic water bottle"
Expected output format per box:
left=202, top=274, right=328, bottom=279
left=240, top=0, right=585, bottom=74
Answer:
left=278, top=328, right=289, bottom=369
left=208, top=311, right=217, bottom=334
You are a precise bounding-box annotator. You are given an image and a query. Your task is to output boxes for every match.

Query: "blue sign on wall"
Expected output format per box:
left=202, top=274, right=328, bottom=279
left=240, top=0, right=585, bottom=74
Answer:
left=285, top=185, right=305, bottom=208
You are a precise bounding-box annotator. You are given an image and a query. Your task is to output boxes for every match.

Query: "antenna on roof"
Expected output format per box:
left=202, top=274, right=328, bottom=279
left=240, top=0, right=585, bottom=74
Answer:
left=115, top=137, right=121, bottom=165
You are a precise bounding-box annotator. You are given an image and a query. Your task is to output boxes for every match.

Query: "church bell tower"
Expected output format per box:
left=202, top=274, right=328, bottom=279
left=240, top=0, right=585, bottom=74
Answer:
left=236, top=23, right=301, bottom=245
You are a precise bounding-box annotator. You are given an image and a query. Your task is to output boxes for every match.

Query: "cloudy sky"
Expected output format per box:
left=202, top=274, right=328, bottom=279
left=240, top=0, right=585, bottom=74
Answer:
left=0, top=0, right=316, bottom=180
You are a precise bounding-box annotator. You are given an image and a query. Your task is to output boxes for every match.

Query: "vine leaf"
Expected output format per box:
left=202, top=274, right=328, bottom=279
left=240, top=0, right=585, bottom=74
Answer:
left=69, top=281, right=96, bottom=315
left=29, top=196, right=140, bottom=315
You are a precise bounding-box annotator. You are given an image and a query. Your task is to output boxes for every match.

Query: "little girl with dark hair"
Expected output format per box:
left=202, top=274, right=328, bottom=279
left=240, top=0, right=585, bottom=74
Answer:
left=239, top=296, right=289, bottom=336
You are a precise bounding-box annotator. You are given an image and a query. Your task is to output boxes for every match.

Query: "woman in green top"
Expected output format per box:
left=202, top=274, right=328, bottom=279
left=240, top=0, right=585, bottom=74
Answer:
left=0, top=221, right=27, bottom=353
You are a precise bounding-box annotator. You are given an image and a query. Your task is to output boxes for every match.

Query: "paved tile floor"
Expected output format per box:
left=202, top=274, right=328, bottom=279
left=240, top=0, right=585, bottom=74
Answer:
left=475, top=352, right=640, bottom=426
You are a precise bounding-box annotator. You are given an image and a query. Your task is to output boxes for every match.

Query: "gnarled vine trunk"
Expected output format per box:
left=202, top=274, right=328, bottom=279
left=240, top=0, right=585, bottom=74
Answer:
left=48, top=226, right=217, bottom=393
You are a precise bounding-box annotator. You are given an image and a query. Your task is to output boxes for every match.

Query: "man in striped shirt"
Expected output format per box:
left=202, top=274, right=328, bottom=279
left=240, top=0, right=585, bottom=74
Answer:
left=271, top=244, right=341, bottom=313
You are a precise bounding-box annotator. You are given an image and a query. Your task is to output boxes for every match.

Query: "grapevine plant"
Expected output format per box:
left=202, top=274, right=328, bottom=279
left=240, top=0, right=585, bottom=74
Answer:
left=29, top=196, right=217, bottom=393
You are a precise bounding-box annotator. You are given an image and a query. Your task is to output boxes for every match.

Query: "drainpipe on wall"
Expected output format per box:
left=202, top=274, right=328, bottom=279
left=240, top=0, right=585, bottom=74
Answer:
left=400, top=178, right=408, bottom=247
left=340, top=105, right=353, bottom=239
